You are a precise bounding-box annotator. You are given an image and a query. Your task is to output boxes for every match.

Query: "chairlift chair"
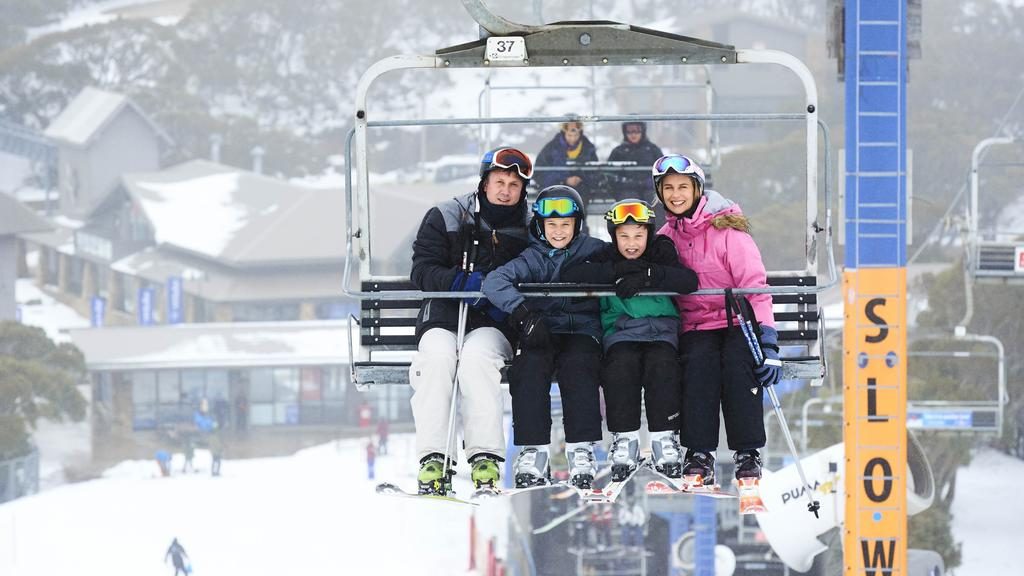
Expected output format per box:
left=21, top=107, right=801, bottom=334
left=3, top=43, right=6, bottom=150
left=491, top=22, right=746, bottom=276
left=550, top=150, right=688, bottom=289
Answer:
left=343, top=0, right=838, bottom=390
left=967, top=136, right=1024, bottom=283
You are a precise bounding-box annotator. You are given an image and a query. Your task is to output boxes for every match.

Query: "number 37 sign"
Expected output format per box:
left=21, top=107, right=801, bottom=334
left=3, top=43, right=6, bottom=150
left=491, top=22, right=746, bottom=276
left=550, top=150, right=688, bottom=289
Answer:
left=485, top=36, right=527, bottom=64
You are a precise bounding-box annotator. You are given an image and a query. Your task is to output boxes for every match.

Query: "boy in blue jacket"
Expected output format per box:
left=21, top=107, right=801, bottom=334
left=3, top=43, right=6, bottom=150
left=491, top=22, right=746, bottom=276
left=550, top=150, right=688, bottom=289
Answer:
left=482, top=185, right=606, bottom=489
left=562, top=199, right=698, bottom=480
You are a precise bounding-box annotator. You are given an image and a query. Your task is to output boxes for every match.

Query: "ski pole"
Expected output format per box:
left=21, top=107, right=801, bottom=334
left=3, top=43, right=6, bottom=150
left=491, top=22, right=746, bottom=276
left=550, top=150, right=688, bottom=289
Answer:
left=442, top=198, right=481, bottom=486
left=765, top=385, right=820, bottom=518
left=442, top=300, right=468, bottom=483
left=733, top=296, right=820, bottom=518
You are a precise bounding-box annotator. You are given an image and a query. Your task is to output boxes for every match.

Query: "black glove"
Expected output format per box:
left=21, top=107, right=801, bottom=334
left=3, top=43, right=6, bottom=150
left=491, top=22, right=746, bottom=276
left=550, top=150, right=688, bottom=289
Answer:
left=612, top=259, right=648, bottom=279
left=509, top=304, right=551, bottom=349
left=613, top=263, right=666, bottom=298
left=614, top=271, right=650, bottom=298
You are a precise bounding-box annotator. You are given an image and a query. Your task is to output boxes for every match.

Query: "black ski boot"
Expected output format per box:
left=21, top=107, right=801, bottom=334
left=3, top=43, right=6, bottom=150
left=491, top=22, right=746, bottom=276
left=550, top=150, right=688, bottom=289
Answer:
left=733, top=449, right=763, bottom=481
left=681, top=449, right=716, bottom=488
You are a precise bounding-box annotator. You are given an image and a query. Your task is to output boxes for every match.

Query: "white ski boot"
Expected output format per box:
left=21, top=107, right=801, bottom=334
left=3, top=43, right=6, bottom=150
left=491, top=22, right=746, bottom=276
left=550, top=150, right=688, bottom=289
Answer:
left=567, top=442, right=598, bottom=490
left=609, top=431, right=640, bottom=482
left=513, top=446, right=550, bottom=488
left=651, top=430, right=683, bottom=478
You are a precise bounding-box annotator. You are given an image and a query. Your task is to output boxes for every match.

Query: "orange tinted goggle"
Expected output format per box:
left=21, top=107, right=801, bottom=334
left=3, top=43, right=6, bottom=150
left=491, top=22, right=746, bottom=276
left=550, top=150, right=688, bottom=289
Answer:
left=485, top=148, right=534, bottom=180
left=605, top=202, right=654, bottom=225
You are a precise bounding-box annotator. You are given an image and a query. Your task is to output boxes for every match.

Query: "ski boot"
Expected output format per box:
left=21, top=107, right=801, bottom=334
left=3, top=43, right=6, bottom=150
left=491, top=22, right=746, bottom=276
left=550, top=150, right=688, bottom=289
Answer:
left=651, top=431, right=683, bottom=478
left=567, top=442, right=598, bottom=490
left=681, top=449, right=716, bottom=490
left=609, top=432, right=640, bottom=482
left=733, top=449, right=766, bottom=513
left=469, top=453, right=502, bottom=491
left=733, top=449, right=762, bottom=481
left=417, top=453, right=455, bottom=496
left=513, top=446, right=551, bottom=488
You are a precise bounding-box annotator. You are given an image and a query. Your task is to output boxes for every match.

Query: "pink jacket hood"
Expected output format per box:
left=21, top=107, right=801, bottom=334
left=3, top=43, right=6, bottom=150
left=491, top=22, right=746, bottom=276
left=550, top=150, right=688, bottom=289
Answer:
left=657, top=190, right=774, bottom=332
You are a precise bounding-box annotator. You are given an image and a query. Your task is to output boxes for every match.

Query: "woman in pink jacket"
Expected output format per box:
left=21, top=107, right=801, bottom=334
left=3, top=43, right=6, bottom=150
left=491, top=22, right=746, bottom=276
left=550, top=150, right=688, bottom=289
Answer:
left=652, top=154, right=781, bottom=489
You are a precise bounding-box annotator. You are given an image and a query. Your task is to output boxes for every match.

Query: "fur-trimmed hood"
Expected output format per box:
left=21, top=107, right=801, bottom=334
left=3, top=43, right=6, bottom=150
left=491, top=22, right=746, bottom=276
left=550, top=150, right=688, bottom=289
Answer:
left=665, top=189, right=750, bottom=232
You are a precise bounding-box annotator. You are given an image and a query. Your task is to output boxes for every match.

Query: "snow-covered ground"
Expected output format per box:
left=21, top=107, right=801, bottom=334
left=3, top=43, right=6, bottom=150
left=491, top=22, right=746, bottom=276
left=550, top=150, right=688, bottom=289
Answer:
left=3, top=429, right=1019, bottom=575
left=0, top=433, right=502, bottom=576
left=15, top=278, right=90, bottom=344
left=950, top=448, right=1024, bottom=576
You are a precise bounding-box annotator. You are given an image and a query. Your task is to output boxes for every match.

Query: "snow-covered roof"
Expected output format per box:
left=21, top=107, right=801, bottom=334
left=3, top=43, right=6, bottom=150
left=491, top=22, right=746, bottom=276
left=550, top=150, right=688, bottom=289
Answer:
left=110, top=247, right=345, bottom=302
left=121, top=160, right=346, bottom=267
left=16, top=279, right=90, bottom=344
left=70, top=321, right=351, bottom=371
left=43, top=86, right=171, bottom=148
left=0, top=192, right=52, bottom=236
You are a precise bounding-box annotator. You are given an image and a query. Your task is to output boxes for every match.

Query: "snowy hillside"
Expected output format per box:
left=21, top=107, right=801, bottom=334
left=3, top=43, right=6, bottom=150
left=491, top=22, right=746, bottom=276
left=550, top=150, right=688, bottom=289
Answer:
left=950, top=448, right=1024, bottom=576
left=0, top=434, right=504, bottom=576
left=2, top=430, right=1021, bottom=575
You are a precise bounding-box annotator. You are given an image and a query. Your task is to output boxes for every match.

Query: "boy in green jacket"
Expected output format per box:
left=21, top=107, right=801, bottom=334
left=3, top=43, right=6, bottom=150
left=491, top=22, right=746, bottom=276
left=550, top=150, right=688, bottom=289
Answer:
left=562, top=199, right=698, bottom=480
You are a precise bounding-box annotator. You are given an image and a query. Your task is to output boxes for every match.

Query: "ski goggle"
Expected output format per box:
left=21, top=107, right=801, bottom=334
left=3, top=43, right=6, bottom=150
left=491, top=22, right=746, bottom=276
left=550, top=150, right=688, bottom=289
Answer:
left=651, top=154, right=699, bottom=178
left=533, top=197, right=580, bottom=218
left=606, top=201, right=655, bottom=225
left=482, top=147, right=533, bottom=180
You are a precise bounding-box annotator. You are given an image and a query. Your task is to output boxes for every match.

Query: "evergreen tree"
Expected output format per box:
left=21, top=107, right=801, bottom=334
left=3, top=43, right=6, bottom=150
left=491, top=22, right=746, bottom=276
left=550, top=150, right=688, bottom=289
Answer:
left=0, top=321, right=87, bottom=459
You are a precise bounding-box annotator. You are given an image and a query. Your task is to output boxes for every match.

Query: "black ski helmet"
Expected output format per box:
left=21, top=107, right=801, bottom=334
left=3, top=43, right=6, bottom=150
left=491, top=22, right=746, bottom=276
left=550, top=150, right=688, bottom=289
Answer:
left=531, top=185, right=586, bottom=241
left=605, top=198, right=656, bottom=248
left=621, top=121, right=646, bottom=139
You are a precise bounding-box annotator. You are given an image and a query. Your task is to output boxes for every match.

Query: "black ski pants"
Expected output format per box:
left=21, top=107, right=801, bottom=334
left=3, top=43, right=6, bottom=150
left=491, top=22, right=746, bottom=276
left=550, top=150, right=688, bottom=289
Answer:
left=679, top=327, right=766, bottom=451
left=508, top=334, right=603, bottom=445
left=601, top=340, right=682, bottom=433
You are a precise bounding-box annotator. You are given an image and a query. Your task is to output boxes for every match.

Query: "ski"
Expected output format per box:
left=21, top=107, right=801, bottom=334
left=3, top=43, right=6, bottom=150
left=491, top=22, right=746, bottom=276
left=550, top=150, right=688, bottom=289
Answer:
left=572, top=458, right=647, bottom=503
left=470, top=482, right=563, bottom=499
left=646, top=466, right=737, bottom=499
left=736, top=477, right=767, bottom=514
left=375, top=482, right=478, bottom=506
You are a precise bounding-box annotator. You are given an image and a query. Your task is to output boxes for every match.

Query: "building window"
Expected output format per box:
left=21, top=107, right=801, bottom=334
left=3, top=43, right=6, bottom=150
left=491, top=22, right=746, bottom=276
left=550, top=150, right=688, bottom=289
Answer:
left=130, top=371, right=157, bottom=430
left=94, top=265, right=109, bottom=299
left=44, top=249, right=59, bottom=286
left=315, top=300, right=357, bottom=320
left=231, top=302, right=300, bottom=322
left=116, top=273, right=135, bottom=313
left=249, top=368, right=274, bottom=426
left=67, top=257, right=84, bottom=296
left=273, top=368, right=299, bottom=425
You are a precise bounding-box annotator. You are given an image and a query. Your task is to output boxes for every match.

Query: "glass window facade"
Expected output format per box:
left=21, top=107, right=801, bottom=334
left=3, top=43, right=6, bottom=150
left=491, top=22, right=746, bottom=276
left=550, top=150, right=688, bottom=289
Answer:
left=121, top=366, right=399, bottom=430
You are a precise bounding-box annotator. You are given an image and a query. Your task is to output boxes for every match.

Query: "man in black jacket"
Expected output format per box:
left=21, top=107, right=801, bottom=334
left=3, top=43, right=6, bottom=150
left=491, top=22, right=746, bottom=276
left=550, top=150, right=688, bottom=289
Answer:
left=409, top=147, right=533, bottom=495
left=607, top=121, right=664, bottom=203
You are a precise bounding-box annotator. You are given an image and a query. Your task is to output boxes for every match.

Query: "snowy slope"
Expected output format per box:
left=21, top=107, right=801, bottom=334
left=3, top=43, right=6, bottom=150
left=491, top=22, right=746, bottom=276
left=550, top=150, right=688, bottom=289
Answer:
left=950, top=448, right=1024, bottom=576
left=0, top=434, right=499, bottom=576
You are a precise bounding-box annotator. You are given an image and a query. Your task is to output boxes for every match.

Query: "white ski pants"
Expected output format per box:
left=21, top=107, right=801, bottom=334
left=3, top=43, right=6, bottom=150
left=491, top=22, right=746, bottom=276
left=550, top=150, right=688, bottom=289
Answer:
left=410, top=327, right=511, bottom=462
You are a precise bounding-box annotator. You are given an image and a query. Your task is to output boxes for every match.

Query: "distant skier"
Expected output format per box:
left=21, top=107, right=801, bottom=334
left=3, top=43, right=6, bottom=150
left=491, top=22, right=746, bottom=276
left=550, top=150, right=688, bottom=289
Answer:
left=209, top=434, right=223, bottom=477
left=377, top=418, right=389, bottom=455
left=182, top=437, right=195, bottom=474
left=165, top=538, right=190, bottom=575
left=366, top=440, right=376, bottom=480
left=155, top=449, right=171, bottom=477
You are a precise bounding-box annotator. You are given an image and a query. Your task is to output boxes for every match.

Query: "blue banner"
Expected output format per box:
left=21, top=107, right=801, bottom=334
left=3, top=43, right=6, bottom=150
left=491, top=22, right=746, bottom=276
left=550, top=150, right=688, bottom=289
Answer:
left=138, top=287, right=154, bottom=325
left=167, top=276, right=183, bottom=324
left=90, top=296, right=106, bottom=327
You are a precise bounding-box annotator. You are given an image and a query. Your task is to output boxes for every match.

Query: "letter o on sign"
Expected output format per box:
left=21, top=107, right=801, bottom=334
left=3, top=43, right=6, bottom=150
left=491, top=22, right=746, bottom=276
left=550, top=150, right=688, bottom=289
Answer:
left=864, top=457, right=893, bottom=503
